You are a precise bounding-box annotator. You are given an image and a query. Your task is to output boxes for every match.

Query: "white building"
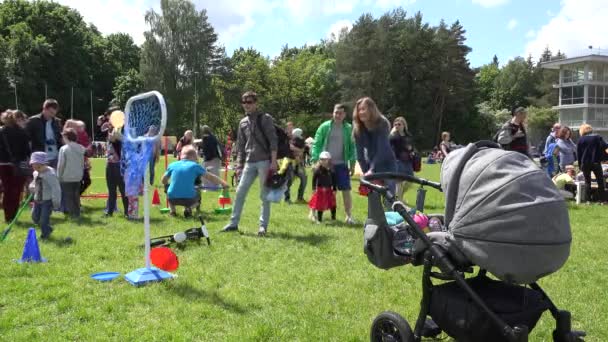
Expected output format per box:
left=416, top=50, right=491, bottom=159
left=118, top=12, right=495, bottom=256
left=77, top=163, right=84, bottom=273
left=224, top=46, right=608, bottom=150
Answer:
left=541, top=54, right=608, bottom=135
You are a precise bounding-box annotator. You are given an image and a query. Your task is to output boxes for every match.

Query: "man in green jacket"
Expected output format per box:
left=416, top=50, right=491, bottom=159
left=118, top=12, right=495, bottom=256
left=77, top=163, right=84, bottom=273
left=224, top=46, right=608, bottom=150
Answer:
left=311, top=104, right=357, bottom=224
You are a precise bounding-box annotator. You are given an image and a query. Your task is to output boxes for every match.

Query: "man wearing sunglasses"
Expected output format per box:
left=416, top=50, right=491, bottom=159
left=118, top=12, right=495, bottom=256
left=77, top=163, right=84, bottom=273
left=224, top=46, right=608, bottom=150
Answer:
left=222, top=91, right=278, bottom=236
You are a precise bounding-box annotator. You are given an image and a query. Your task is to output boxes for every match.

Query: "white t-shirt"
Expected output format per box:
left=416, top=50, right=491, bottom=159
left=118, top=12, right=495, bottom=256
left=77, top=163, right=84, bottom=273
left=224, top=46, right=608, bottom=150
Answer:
left=45, top=120, right=58, bottom=160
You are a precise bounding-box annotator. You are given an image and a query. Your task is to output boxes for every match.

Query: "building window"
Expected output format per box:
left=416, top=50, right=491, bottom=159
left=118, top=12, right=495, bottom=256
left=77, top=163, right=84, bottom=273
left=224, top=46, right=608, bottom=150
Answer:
left=589, top=63, right=608, bottom=82
left=562, top=64, right=585, bottom=83
left=562, top=85, right=584, bottom=105
left=573, top=85, right=584, bottom=104
left=588, top=108, right=608, bottom=129
left=560, top=108, right=583, bottom=127
left=589, top=85, right=607, bottom=104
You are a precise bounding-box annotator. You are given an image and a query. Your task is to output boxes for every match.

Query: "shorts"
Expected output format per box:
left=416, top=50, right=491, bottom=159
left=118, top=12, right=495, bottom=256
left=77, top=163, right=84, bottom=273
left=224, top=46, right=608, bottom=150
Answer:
left=333, top=163, right=351, bottom=191
left=168, top=196, right=200, bottom=207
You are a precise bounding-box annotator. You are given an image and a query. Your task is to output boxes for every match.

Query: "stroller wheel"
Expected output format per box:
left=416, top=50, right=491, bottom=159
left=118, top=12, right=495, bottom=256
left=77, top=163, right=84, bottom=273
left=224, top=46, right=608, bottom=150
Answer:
left=370, top=311, right=414, bottom=342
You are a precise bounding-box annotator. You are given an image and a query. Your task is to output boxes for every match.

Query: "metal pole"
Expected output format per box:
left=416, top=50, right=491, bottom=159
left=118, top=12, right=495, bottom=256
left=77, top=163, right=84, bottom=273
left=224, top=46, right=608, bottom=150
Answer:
left=90, top=89, right=94, bottom=139
left=45, top=83, right=47, bottom=99
left=71, top=86, right=74, bottom=119
left=193, top=71, right=199, bottom=137
left=14, top=83, right=18, bottom=109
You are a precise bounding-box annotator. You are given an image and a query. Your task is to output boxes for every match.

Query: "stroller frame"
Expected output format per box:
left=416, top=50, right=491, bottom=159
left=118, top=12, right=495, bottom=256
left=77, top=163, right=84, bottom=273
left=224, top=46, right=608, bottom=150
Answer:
left=361, top=173, right=585, bottom=342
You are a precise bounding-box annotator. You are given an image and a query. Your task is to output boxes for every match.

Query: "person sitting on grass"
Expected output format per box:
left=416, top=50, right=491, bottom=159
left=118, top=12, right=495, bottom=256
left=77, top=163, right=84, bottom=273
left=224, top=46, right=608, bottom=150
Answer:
left=28, top=152, right=61, bottom=239
left=162, top=147, right=228, bottom=217
left=553, top=165, right=577, bottom=199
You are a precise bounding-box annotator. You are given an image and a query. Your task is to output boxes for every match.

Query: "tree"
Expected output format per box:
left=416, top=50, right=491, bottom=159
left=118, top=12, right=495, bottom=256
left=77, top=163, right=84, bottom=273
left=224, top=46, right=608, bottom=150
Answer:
left=140, top=0, right=221, bottom=134
left=332, top=9, right=479, bottom=147
left=490, top=57, right=538, bottom=110
left=0, top=0, right=138, bottom=126
left=476, top=63, right=501, bottom=104
left=526, top=106, right=558, bottom=146
left=112, top=69, right=144, bottom=107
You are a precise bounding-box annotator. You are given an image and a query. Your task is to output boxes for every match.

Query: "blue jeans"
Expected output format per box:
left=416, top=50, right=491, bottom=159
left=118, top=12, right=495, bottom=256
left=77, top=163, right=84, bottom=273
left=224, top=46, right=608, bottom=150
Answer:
left=32, top=200, right=53, bottom=237
left=229, top=160, right=271, bottom=229
left=285, top=163, right=307, bottom=201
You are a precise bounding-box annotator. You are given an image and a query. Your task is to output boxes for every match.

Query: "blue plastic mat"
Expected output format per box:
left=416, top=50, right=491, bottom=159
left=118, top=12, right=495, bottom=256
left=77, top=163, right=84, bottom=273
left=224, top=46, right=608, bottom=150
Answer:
left=91, top=272, right=121, bottom=282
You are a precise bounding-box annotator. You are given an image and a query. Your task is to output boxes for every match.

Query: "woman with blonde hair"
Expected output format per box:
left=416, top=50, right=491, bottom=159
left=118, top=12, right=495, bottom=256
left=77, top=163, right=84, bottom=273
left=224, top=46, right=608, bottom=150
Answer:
left=353, top=97, right=396, bottom=176
left=576, top=124, right=607, bottom=203
left=389, top=116, right=414, bottom=200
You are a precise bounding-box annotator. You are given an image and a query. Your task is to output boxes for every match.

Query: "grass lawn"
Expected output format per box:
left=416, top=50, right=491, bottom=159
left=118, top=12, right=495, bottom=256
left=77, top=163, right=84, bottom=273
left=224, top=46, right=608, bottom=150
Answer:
left=1, top=158, right=607, bottom=341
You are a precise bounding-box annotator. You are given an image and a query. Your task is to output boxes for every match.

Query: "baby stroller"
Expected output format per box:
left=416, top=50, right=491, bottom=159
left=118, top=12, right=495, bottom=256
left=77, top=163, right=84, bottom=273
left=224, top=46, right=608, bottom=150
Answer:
left=361, top=141, right=585, bottom=342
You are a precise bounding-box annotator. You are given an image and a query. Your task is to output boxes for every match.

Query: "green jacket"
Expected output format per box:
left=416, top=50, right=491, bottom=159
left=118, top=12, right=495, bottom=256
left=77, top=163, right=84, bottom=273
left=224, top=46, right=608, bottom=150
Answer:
left=311, top=120, right=356, bottom=166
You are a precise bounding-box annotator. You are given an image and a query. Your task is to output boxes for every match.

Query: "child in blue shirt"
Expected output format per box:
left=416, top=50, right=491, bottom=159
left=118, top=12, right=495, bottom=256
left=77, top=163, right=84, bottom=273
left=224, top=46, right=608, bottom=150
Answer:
left=162, top=147, right=228, bottom=217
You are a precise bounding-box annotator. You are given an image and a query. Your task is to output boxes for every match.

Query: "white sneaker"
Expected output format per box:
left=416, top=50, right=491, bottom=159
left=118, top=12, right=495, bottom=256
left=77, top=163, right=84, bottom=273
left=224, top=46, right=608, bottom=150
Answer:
left=308, top=211, right=316, bottom=222
left=345, top=216, right=356, bottom=225
left=257, top=227, right=267, bottom=237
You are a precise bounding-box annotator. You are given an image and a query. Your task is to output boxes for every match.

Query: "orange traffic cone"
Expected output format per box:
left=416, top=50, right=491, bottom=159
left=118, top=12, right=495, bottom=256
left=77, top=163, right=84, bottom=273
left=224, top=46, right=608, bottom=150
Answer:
left=152, top=188, right=161, bottom=206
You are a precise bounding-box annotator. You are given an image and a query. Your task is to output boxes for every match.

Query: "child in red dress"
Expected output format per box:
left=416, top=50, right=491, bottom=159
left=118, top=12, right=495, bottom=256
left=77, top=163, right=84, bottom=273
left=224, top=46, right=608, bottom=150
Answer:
left=308, top=151, right=337, bottom=223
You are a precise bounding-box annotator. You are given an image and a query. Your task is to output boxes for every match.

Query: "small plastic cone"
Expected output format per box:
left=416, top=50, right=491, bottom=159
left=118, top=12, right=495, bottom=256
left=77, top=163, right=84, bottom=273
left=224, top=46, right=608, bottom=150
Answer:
left=150, top=247, right=179, bottom=271
left=19, top=228, right=46, bottom=263
left=152, top=188, right=161, bottom=206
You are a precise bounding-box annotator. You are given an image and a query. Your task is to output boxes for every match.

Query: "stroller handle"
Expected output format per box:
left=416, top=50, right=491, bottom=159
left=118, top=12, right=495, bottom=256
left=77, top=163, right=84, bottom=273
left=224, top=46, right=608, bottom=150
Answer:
left=361, top=172, right=442, bottom=191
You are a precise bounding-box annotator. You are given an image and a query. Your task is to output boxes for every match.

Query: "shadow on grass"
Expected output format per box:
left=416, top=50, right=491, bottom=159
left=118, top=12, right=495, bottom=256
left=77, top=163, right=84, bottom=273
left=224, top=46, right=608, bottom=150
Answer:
left=42, top=235, right=75, bottom=247
left=166, top=283, right=251, bottom=314
left=241, top=231, right=333, bottom=246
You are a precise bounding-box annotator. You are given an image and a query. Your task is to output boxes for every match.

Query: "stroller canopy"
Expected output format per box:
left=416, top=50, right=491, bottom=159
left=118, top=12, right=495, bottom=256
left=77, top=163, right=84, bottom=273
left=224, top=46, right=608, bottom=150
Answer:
left=440, top=142, right=571, bottom=284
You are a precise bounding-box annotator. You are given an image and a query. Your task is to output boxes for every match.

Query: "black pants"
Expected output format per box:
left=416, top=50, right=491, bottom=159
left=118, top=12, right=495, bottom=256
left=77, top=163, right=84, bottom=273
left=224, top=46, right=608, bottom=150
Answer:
left=285, top=164, right=307, bottom=201
left=582, top=162, right=605, bottom=202
left=61, top=182, right=81, bottom=218
left=317, top=207, right=337, bottom=222
left=106, top=163, right=128, bottom=214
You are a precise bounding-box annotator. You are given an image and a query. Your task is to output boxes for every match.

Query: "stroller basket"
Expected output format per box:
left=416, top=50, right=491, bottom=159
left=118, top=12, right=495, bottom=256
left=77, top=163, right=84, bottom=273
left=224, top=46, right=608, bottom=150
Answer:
left=429, top=276, right=550, bottom=342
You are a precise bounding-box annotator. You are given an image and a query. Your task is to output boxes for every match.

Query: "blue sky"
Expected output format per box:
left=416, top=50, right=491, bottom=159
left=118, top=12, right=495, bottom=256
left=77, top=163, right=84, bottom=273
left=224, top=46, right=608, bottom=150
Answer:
left=54, top=0, right=608, bottom=67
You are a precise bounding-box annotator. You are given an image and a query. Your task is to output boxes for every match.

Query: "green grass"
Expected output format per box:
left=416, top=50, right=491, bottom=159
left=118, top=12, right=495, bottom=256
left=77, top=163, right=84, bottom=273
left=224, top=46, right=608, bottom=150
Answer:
left=1, top=159, right=606, bottom=341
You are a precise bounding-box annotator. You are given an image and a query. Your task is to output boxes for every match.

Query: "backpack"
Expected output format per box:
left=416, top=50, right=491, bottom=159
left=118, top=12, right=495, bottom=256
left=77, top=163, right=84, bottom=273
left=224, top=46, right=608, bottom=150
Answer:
left=256, top=114, right=292, bottom=159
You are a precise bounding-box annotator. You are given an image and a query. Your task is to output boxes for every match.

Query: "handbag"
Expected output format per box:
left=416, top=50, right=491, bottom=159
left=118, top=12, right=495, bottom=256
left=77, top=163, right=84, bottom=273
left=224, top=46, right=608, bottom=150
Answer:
left=411, top=151, right=422, bottom=172
left=0, top=128, right=32, bottom=177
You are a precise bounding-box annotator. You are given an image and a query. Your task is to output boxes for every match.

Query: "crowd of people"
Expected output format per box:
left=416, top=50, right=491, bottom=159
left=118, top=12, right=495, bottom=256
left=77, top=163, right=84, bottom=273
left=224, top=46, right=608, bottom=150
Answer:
left=2, top=91, right=607, bottom=240
left=496, top=107, right=608, bottom=203
left=0, top=100, right=91, bottom=238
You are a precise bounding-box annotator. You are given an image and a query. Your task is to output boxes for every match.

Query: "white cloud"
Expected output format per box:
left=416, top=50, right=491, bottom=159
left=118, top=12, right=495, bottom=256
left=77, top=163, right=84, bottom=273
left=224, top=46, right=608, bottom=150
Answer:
left=372, top=0, right=417, bottom=9
left=51, top=0, right=415, bottom=50
left=327, top=20, right=353, bottom=41
left=547, top=9, right=555, bottom=17
left=471, top=0, right=509, bottom=8
left=525, top=0, right=608, bottom=59
left=54, top=0, right=158, bottom=45
left=507, top=19, right=518, bottom=30
left=285, top=0, right=357, bottom=19
left=525, top=29, right=536, bottom=39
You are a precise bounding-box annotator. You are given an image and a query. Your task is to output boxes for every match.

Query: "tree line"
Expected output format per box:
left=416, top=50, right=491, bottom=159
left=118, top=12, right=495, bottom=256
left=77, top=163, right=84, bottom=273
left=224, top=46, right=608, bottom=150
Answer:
left=0, top=0, right=562, bottom=148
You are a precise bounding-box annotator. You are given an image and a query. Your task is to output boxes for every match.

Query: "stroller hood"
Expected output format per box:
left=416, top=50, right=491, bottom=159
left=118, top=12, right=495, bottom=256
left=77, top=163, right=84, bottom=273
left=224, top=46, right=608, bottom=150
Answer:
left=440, top=142, right=571, bottom=284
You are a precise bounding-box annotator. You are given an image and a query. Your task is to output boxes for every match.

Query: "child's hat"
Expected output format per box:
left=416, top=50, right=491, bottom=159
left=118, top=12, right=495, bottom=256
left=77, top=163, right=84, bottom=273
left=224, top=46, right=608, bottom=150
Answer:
left=292, top=128, right=303, bottom=138
left=319, top=151, right=331, bottom=160
left=30, top=152, right=48, bottom=165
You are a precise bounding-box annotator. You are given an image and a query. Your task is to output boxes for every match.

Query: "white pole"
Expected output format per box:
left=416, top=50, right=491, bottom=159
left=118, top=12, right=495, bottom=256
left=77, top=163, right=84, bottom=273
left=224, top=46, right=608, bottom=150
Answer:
left=144, top=160, right=151, bottom=269
left=71, top=87, right=74, bottom=119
